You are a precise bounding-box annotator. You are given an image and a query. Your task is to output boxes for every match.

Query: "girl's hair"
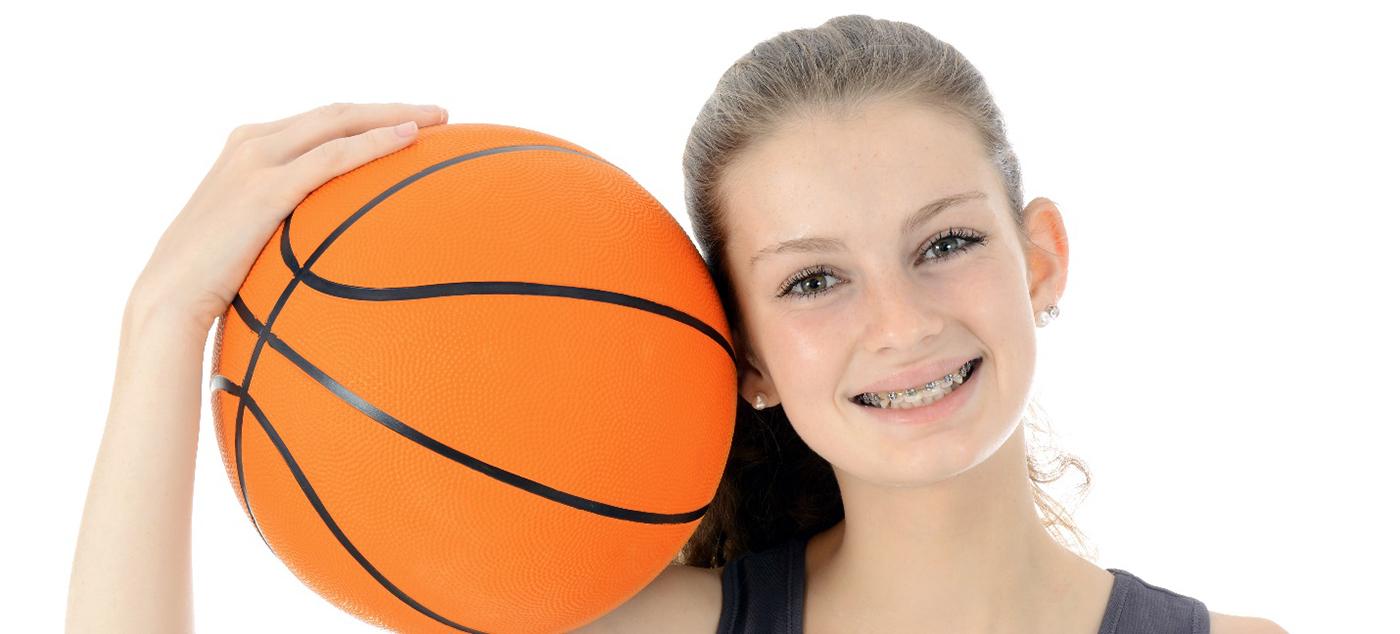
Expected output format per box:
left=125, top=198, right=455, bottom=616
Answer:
left=675, top=14, right=1093, bottom=569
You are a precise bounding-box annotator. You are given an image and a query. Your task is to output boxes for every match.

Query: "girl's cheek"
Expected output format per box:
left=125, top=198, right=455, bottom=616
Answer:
left=781, top=300, right=853, bottom=334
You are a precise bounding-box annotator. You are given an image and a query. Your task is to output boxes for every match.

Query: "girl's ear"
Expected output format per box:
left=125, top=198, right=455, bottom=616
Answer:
left=1021, top=196, right=1069, bottom=314
left=739, top=349, right=779, bottom=409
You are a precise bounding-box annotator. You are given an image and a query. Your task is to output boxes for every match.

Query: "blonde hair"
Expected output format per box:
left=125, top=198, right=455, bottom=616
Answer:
left=675, top=14, right=1093, bottom=568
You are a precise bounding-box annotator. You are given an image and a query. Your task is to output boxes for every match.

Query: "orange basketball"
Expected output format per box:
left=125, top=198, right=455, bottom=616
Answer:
left=208, top=123, right=737, bottom=633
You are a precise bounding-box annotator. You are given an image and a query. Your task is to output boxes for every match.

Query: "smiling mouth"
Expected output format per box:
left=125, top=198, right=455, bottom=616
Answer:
left=849, top=357, right=983, bottom=408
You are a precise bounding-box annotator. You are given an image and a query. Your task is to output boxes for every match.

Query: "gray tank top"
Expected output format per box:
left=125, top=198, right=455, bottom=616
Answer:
left=717, top=534, right=1210, bottom=633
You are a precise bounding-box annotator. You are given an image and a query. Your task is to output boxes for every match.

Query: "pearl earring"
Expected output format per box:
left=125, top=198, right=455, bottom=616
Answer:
left=754, top=393, right=767, bottom=410
left=1035, top=304, right=1060, bottom=328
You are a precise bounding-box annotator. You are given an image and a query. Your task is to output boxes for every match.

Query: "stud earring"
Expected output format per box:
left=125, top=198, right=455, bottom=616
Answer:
left=1035, top=304, right=1060, bottom=328
left=754, top=393, right=767, bottom=410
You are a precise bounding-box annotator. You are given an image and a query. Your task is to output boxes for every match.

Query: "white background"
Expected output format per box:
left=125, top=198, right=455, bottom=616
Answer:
left=4, top=1, right=1394, bottom=632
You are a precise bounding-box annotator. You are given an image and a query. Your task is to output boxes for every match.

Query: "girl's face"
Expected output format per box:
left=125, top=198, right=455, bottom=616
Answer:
left=720, top=98, right=1067, bottom=486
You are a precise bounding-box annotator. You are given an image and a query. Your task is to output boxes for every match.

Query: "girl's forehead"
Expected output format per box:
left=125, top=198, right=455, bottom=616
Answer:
left=723, top=108, right=991, bottom=216
left=723, top=140, right=996, bottom=243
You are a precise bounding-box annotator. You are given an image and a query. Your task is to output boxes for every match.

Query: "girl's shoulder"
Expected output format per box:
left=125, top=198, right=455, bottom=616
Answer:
left=1105, top=568, right=1286, bottom=634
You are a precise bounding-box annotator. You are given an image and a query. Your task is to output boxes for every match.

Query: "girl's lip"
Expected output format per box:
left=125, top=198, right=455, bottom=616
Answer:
left=849, top=355, right=981, bottom=400
left=850, top=358, right=981, bottom=425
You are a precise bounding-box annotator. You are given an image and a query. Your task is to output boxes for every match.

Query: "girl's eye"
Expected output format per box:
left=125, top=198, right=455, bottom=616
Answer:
left=780, top=268, right=841, bottom=299
left=918, top=230, right=985, bottom=262
left=776, top=228, right=987, bottom=301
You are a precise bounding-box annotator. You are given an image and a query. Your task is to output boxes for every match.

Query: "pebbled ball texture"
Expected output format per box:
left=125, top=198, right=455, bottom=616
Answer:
left=210, top=123, right=736, bottom=633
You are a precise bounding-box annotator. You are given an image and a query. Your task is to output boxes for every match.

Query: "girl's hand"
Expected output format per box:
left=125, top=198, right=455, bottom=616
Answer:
left=129, top=101, right=448, bottom=339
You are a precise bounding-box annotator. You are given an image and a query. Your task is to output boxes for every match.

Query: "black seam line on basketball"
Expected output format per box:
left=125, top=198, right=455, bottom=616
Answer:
left=226, top=147, right=590, bottom=566
left=230, top=293, right=710, bottom=526
left=298, top=144, right=612, bottom=276
left=302, top=272, right=738, bottom=368
left=208, top=373, right=275, bottom=555
left=274, top=144, right=737, bottom=369
left=209, top=375, right=489, bottom=634
left=230, top=266, right=306, bottom=557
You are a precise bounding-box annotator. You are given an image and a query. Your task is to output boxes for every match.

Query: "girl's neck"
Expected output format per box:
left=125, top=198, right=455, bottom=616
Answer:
left=804, top=426, right=1113, bottom=633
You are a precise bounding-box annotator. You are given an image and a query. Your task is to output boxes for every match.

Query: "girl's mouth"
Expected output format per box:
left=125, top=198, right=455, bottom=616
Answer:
left=850, top=357, right=982, bottom=409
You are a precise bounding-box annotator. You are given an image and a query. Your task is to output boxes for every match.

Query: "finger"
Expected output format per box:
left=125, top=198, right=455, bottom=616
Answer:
left=253, top=102, right=446, bottom=165
left=228, top=101, right=442, bottom=145
left=277, top=120, right=423, bottom=206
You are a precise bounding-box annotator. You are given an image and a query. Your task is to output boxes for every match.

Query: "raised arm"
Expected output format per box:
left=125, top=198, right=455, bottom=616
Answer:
left=65, top=102, right=449, bottom=633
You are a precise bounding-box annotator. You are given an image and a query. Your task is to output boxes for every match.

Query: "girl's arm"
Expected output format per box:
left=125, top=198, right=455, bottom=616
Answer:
left=66, top=294, right=206, bottom=633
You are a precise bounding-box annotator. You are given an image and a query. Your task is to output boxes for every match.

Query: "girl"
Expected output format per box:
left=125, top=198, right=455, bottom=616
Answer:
left=68, top=14, right=1284, bottom=634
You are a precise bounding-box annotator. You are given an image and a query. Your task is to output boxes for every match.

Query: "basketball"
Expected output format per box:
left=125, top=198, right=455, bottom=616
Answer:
left=208, top=123, right=737, bottom=633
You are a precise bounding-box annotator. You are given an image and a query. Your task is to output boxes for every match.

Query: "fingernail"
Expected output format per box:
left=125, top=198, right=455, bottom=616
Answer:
left=394, top=120, right=418, bottom=137
left=439, top=108, right=448, bottom=124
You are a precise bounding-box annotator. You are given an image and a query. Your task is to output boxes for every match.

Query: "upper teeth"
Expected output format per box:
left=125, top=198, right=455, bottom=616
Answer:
left=858, top=360, right=976, bottom=407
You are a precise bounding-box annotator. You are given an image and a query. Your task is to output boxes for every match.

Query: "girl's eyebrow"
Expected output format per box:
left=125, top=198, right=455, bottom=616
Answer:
left=748, top=190, right=988, bottom=270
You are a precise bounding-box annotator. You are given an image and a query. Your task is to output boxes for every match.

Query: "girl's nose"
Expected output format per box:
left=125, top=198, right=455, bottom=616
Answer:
left=861, top=275, right=944, bottom=354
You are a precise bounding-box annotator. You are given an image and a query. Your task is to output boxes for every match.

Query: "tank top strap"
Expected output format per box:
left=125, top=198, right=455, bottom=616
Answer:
left=716, top=536, right=807, bottom=634
left=1098, top=568, right=1210, bottom=634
